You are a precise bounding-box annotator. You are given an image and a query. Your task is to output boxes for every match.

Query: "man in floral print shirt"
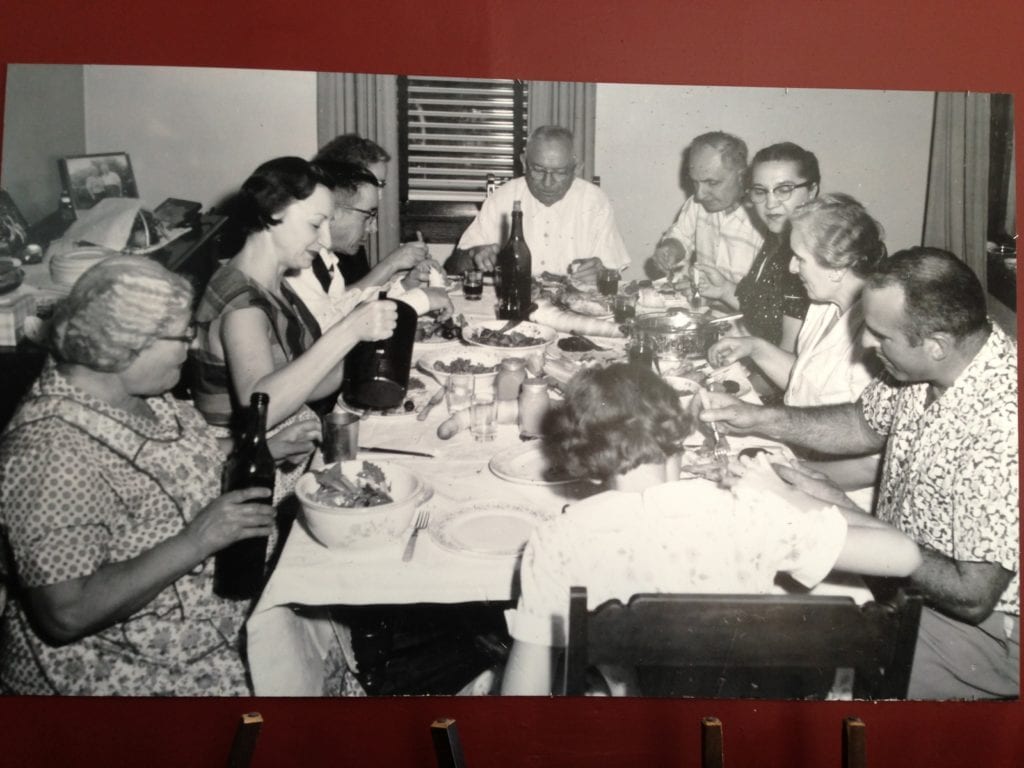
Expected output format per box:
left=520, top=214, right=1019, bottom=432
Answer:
left=701, top=247, right=1018, bottom=699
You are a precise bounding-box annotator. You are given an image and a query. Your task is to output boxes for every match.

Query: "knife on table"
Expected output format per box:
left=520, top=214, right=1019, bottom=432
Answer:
left=360, top=446, right=435, bottom=458
left=417, top=385, right=447, bottom=422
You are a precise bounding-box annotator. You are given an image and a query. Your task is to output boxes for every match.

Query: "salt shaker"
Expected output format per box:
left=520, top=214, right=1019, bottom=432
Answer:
left=495, top=357, right=527, bottom=402
left=518, top=378, right=551, bottom=438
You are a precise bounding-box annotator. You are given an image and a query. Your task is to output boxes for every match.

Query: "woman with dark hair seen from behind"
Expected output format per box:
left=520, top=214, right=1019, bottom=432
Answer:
left=694, top=142, right=818, bottom=352
left=500, top=364, right=921, bottom=696
left=0, top=257, right=317, bottom=695
left=191, top=156, right=396, bottom=444
left=707, top=193, right=887, bottom=506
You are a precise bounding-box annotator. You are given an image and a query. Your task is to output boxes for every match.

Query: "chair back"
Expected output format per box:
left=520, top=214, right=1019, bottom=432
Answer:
left=564, top=586, right=922, bottom=699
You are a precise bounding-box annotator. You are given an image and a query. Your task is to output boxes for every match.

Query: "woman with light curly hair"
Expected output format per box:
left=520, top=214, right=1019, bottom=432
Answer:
left=0, top=256, right=316, bottom=696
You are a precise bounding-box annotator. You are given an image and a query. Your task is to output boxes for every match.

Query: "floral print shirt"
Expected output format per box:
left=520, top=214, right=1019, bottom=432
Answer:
left=862, top=324, right=1019, bottom=615
left=0, top=365, right=251, bottom=695
left=506, top=479, right=847, bottom=647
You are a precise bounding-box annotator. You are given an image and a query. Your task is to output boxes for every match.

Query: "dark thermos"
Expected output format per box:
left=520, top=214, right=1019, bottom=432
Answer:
left=495, top=200, right=533, bottom=321
left=342, top=293, right=417, bottom=410
left=213, top=392, right=275, bottom=600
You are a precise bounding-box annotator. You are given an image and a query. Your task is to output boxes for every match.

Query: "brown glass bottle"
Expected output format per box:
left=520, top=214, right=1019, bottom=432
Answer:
left=213, top=392, right=275, bottom=600
left=496, top=200, right=533, bottom=320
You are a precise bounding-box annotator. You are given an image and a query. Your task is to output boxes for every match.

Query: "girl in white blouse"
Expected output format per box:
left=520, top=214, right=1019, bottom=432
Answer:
left=500, top=364, right=920, bottom=696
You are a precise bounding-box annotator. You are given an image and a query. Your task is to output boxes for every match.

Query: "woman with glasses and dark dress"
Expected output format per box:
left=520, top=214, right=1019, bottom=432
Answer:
left=191, top=157, right=396, bottom=451
left=693, top=142, right=819, bottom=352
left=0, top=257, right=316, bottom=695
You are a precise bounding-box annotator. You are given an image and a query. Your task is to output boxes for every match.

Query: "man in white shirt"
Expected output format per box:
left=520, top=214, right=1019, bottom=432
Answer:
left=652, top=131, right=764, bottom=284
left=285, top=161, right=450, bottom=334
left=445, top=125, right=630, bottom=282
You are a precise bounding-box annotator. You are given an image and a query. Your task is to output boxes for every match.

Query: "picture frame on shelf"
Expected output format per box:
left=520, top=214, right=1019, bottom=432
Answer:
left=58, top=152, right=139, bottom=214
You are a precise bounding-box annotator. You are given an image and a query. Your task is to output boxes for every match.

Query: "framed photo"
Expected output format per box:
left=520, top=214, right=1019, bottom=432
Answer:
left=58, top=151, right=139, bottom=213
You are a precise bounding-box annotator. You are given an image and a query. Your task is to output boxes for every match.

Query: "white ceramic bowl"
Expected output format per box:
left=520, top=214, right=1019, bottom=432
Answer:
left=296, top=460, right=424, bottom=550
left=463, top=319, right=557, bottom=354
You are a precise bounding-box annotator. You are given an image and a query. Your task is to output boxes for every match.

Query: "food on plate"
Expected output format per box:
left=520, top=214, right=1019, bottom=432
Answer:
left=560, top=289, right=612, bottom=317
left=557, top=335, right=606, bottom=353
left=310, top=461, right=394, bottom=507
left=708, top=379, right=742, bottom=395
left=469, top=327, right=542, bottom=347
left=416, top=313, right=465, bottom=342
left=433, top=357, right=500, bottom=375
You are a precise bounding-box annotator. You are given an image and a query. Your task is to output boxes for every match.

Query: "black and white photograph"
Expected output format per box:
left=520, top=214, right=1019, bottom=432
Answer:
left=0, top=63, right=1017, bottom=702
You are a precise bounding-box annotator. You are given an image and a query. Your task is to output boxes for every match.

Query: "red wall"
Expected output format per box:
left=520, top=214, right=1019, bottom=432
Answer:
left=2, top=1, right=1022, bottom=765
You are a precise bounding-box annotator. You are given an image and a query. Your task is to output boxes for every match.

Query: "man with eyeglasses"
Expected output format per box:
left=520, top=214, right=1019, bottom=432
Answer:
left=446, top=125, right=630, bottom=281
left=285, top=160, right=451, bottom=336
left=652, top=131, right=763, bottom=285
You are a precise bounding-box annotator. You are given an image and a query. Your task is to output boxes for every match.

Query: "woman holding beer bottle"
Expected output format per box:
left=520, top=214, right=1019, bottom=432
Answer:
left=0, top=257, right=316, bottom=695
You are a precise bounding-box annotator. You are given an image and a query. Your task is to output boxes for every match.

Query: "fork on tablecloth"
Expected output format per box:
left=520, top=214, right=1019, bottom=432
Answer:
left=402, top=508, right=430, bottom=562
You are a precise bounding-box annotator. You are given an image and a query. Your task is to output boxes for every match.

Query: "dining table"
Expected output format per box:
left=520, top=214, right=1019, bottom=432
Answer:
left=246, top=281, right=873, bottom=696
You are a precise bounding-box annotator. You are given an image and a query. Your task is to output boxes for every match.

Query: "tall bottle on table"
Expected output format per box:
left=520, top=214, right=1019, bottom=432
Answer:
left=495, top=200, right=533, bottom=321
left=214, top=391, right=275, bottom=600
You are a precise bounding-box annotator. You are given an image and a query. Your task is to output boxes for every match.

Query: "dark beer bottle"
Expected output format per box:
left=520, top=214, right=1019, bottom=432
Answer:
left=213, top=392, right=276, bottom=600
left=496, top=200, right=533, bottom=320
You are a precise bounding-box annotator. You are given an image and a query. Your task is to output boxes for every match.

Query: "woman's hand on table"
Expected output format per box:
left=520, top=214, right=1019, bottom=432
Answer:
left=267, top=420, right=320, bottom=464
left=707, top=335, right=758, bottom=368
left=184, top=487, right=277, bottom=560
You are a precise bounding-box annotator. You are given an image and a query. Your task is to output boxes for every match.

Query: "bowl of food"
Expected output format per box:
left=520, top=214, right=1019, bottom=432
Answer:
left=296, top=460, right=426, bottom=549
left=417, top=346, right=506, bottom=387
left=463, top=319, right=556, bottom=353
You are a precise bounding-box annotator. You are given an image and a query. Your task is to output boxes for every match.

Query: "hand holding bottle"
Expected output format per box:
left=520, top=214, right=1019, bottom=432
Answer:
left=342, top=299, right=398, bottom=343
left=186, top=487, right=276, bottom=560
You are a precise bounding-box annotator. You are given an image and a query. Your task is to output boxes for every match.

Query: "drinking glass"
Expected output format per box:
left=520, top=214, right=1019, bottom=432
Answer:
left=470, top=378, right=497, bottom=442
left=463, top=269, right=484, bottom=301
left=597, top=267, right=619, bottom=297
left=321, top=410, right=360, bottom=463
left=613, top=293, right=637, bottom=323
left=446, top=373, right=474, bottom=414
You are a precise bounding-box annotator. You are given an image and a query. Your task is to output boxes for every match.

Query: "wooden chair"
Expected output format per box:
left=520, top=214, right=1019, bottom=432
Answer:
left=563, top=586, right=923, bottom=700
left=431, top=718, right=468, bottom=768
left=225, top=712, right=262, bottom=768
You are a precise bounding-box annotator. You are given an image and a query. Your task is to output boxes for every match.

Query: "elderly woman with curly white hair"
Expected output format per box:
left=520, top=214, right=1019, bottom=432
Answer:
left=0, top=256, right=315, bottom=696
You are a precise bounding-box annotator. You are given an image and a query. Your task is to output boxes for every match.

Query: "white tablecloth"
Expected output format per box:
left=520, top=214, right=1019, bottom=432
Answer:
left=246, top=286, right=872, bottom=695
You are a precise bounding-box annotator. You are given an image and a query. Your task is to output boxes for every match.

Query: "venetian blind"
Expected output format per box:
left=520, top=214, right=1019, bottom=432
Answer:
left=399, top=76, right=528, bottom=203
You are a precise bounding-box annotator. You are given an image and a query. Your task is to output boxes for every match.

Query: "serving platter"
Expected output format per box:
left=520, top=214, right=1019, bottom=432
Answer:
left=430, top=500, right=551, bottom=558
left=462, top=319, right=557, bottom=353
left=416, top=346, right=506, bottom=386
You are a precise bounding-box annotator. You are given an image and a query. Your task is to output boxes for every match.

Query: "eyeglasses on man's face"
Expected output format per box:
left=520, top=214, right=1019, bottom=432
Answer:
left=158, top=324, right=197, bottom=345
left=339, top=204, right=379, bottom=222
left=525, top=160, right=575, bottom=182
left=747, top=180, right=815, bottom=203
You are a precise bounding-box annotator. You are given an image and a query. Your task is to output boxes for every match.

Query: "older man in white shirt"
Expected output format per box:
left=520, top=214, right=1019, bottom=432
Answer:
left=446, top=125, right=630, bottom=283
left=652, top=131, right=764, bottom=284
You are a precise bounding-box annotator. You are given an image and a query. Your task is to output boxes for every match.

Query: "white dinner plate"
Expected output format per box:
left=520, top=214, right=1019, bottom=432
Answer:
left=430, top=500, right=550, bottom=558
left=489, top=442, right=578, bottom=486
left=463, top=319, right=557, bottom=354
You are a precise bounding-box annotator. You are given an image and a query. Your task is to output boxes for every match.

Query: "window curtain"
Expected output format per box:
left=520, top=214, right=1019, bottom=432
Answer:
left=316, top=73, right=400, bottom=265
left=922, top=92, right=991, bottom=280
left=528, top=81, right=598, bottom=181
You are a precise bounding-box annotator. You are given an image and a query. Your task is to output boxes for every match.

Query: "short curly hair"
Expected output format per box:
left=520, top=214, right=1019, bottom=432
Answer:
left=225, top=156, right=333, bottom=238
left=543, top=364, right=692, bottom=482
left=789, top=192, right=886, bottom=277
left=50, top=256, right=193, bottom=372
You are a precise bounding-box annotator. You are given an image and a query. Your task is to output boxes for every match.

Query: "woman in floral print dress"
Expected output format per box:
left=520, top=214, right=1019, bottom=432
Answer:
left=0, top=256, right=317, bottom=695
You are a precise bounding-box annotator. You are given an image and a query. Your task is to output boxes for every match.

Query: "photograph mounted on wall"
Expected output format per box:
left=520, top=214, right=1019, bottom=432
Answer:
left=0, top=63, right=1017, bottom=703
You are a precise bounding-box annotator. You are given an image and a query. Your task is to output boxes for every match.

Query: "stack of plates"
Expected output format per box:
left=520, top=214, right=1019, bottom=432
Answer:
left=49, top=246, right=116, bottom=290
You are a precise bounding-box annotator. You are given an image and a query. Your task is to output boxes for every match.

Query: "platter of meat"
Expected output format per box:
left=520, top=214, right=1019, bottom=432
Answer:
left=463, top=319, right=556, bottom=353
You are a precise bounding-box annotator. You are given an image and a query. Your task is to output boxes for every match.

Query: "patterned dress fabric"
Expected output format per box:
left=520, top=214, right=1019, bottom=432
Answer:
left=0, top=365, right=250, bottom=695
left=733, top=232, right=809, bottom=346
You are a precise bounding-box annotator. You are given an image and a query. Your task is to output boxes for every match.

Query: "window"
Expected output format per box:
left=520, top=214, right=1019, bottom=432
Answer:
left=398, top=76, right=528, bottom=241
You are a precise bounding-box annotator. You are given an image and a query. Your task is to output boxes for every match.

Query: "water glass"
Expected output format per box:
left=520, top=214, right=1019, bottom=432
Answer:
left=463, top=269, right=484, bottom=301
left=446, top=373, right=474, bottom=414
left=322, top=410, right=360, bottom=463
left=470, top=379, right=497, bottom=442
